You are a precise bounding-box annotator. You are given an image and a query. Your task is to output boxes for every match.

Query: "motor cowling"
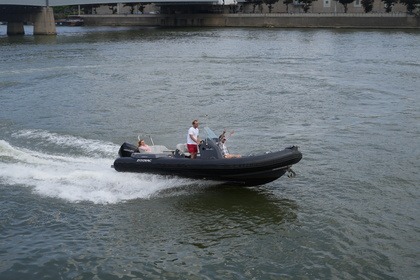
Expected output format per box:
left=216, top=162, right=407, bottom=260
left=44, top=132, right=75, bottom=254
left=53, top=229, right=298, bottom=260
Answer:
left=118, top=142, right=138, bottom=157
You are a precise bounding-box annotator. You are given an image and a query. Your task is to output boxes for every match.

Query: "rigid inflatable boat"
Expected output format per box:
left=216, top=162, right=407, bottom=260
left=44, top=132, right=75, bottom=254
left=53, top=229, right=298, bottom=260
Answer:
left=113, top=127, right=302, bottom=186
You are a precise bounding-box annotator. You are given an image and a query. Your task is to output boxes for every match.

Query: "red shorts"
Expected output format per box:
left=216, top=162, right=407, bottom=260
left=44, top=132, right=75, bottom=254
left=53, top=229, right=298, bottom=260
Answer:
left=187, top=144, right=198, bottom=154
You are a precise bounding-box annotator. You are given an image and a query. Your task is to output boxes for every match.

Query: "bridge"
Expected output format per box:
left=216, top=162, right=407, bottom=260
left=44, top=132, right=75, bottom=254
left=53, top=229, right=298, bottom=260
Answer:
left=0, top=0, right=235, bottom=35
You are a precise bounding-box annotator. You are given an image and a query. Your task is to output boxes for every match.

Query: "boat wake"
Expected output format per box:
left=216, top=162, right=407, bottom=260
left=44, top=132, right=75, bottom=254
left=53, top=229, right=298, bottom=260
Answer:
left=0, top=130, right=214, bottom=204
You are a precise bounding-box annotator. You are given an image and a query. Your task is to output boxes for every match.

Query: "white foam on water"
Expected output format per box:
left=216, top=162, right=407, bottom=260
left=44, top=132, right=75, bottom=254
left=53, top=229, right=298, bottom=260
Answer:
left=12, top=129, right=117, bottom=157
left=0, top=131, right=211, bottom=204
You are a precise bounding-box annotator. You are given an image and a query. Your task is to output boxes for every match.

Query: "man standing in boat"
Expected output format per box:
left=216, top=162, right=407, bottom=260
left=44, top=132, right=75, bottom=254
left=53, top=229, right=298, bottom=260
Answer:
left=187, top=120, right=199, bottom=159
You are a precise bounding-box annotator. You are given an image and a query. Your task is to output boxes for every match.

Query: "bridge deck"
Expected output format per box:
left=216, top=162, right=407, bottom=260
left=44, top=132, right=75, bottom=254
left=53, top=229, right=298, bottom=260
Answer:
left=0, top=0, right=233, bottom=7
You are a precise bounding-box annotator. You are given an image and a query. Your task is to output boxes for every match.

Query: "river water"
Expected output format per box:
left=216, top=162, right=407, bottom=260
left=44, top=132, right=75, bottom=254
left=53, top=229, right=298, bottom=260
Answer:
left=0, top=25, right=419, bottom=279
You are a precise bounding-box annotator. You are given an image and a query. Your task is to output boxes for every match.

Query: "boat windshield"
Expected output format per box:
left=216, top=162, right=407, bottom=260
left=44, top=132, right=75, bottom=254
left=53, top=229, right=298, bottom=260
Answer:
left=203, top=127, right=218, bottom=141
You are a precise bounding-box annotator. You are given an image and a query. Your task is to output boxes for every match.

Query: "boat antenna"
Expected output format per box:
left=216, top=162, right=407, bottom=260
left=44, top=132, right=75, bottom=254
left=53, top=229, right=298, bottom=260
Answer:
left=202, top=114, right=208, bottom=126
left=201, top=114, right=209, bottom=144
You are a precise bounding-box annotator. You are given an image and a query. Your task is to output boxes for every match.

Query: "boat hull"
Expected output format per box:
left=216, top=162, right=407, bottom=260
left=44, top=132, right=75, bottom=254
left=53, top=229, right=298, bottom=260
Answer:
left=113, top=146, right=302, bottom=186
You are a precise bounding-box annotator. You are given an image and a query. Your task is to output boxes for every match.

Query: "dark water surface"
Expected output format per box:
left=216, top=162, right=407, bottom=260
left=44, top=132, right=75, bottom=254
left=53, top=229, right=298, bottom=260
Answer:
left=0, top=26, right=419, bottom=279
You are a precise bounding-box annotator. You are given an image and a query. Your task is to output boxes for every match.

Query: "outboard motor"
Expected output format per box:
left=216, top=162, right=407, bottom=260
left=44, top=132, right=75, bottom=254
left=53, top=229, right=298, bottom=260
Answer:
left=118, top=142, right=138, bottom=157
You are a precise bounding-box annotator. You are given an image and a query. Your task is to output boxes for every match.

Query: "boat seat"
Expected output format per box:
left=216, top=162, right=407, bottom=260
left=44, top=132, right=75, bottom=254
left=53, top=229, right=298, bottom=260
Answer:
left=176, top=143, right=190, bottom=157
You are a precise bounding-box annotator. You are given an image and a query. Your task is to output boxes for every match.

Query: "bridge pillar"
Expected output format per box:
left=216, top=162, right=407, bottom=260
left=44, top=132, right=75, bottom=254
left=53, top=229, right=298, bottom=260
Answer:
left=33, top=7, right=56, bottom=35
left=7, top=21, right=25, bottom=36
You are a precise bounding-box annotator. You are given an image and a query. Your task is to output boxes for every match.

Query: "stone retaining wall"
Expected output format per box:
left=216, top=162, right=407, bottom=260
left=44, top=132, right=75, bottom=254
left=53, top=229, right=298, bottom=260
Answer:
left=81, top=14, right=419, bottom=29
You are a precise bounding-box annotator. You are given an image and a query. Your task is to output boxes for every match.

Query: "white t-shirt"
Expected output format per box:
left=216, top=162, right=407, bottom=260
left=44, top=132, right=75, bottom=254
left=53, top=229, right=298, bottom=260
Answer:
left=187, top=127, right=199, bottom=145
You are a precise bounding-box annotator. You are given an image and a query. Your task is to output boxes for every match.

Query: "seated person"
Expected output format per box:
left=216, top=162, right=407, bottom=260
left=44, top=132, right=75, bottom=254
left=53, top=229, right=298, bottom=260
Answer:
left=137, top=139, right=151, bottom=153
left=218, top=136, right=241, bottom=159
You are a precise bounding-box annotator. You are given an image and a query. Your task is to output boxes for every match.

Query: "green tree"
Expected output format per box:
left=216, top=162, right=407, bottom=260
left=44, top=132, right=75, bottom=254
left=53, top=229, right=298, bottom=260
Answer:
left=337, top=0, right=355, bottom=13
left=138, top=3, right=151, bottom=14
left=381, top=0, right=397, bottom=12
left=246, top=0, right=264, bottom=13
left=263, top=0, right=280, bottom=12
left=81, top=4, right=100, bottom=14
left=283, top=0, right=293, bottom=12
left=53, top=5, right=78, bottom=18
left=299, top=0, right=318, bottom=12
left=124, top=3, right=137, bottom=14
left=399, top=0, right=420, bottom=14
left=361, top=0, right=374, bottom=12
left=108, top=3, right=118, bottom=14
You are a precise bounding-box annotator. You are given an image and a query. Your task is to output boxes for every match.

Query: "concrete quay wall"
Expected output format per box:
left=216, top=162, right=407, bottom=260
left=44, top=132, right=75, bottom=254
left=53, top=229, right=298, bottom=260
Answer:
left=81, top=14, right=420, bottom=29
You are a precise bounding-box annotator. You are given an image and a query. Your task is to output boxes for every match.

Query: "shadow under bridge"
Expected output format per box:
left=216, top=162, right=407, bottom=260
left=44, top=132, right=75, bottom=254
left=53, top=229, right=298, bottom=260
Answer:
left=0, top=0, right=169, bottom=35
